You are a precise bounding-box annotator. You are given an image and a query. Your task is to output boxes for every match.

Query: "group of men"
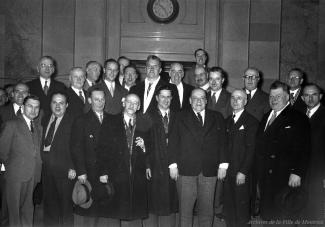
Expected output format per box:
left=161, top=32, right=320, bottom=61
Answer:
left=0, top=49, right=324, bottom=227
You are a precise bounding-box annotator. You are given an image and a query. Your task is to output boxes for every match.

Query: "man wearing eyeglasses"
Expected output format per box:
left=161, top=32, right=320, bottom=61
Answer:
left=27, top=56, right=66, bottom=116
left=286, top=68, right=307, bottom=114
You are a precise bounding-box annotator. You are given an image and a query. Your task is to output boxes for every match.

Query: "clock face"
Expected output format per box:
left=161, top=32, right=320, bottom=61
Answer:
left=147, top=0, right=179, bottom=24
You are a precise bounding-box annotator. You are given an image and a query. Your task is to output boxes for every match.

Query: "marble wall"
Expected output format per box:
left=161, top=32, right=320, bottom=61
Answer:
left=1, top=0, right=324, bottom=91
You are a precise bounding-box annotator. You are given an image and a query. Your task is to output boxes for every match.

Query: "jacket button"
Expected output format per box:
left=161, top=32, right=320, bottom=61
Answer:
left=270, top=155, right=276, bottom=159
left=268, top=169, right=273, bottom=174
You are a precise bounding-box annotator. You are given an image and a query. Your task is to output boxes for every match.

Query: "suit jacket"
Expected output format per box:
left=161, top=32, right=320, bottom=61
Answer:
left=130, top=78, right=180, bottom=113
left=168, top=109, right=226, bottom=177
left=245, top=89, right=270, bottom=121
left=172, top=82, right=194, bottom=110
left=97, top=113, right=151, bottom=219
left=41, top=112, right=75, bottom=178
left=71, top=110, right=110, bottom=216
left=0, top=116, right=42, bottom=183
left=256, top=106, right=310, bottom=219
left=225, top=110, right=258, bottom=177
left=87, top=80, right=128, bottom=115
left=207, top=89, right=232, bottom=118
left=147, top=108, right=178, bottom=215
left=66, top=87, right=87, bottom=119
left=183, top=64, right=197, bottom=87
left=0, top=104, right=17, bottom=129
left=27, top=78, right=66, bottom=116
left=290, top=88, right=306, bottom=114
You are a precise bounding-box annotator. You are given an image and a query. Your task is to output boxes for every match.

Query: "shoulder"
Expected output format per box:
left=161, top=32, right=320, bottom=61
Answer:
left=243, top=111, right=259, bottom=125
left=26, top=78, right=39, bottom=86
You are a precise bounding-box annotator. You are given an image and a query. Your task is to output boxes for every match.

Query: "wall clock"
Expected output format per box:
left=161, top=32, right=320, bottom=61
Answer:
left=147, top=0, right=179, bottom=24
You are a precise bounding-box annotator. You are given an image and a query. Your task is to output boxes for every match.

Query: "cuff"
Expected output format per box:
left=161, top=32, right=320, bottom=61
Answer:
left=219, top=163, right=229, bottom=169
left=168, top=163, right=177, bottom=169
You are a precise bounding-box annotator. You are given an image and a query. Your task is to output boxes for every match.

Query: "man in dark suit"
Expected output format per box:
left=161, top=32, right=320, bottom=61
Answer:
left=88, top=59, right=128, bottom=115
left=144, top=85, right=178, bottom=227
left=42, top=92, right=76, bottom=226
left=168, top=62, right=194, bottom=110
left=130, top=55, right=180, bottom=114
left=0, top=95, right=42, bottom=226
left=0, top=82, right=29, bottom=226
left=84, top=61, right=101, bottom=91
left=256, top=81, right=310, bottom=225
left=243, top=67, right=270, bottom=122
left=301, top=84, right=325, bottom=221
left=27, top=56, right=66, bottom=116
left=71, top=88, right=111, bottom=226
left=224, top=90, right=258, bottom=227
left=97, top=93, right=151, bottom=226
left=183, top=48, right=208, bottom=87
left=66, top=67, right=87, bottom=118
left=117, top=56, right=131, bottom=86
left=168, top=88, right=227, bottom=226
left=123, top=65, right=138, bottom=92
left=242, top=67, right=270, bottom=216
left=207, top=66, right=231, bottom=118
left=287, top=68, right=306, bottom=114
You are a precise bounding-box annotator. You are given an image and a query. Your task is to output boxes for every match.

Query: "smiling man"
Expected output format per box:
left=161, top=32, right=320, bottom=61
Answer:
left=256, top=81, right=310, bottom=225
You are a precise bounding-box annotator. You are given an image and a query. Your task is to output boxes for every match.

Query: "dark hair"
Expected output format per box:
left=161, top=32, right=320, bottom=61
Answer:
left=209, top=66, right=225, bottom=79
left=194, top=48, right=207, bottom=57
left=270, top=80, right=289, bottom=94
left=89, top=88, right=105, bottom=97
left=39, top=55, right=56, bottom=67
left=289, top=68, right=304, bottom=78
left=124, top=64, right=137, bottom=73
left=303, top=83, right=322, bottom=94
left=50, top=91, right=69, bottom=104
left=244, top=67, right=260, bottom=78
left=117, top=56, right=130, bottom=63
left=104, top=58, right=119, bottom=70
left=155, top=85, right=173, bottom=97
left=23, top=95, right=40, bottom=105
left=146, top=55, right=161, bottom=68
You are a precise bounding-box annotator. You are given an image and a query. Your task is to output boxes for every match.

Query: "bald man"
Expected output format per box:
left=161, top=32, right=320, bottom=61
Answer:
left=97, top=94, right=152, bottom=226
left=224, top=90, right=259, bottom=227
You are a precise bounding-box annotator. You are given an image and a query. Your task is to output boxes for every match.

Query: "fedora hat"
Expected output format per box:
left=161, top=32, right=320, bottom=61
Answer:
left=72, top=180, right=93, bottom=209
left=93, top=182, right=115, bottom=204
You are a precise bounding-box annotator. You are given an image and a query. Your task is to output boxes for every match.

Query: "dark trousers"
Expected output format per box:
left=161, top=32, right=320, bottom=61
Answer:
left=43, top=166, right=73, bottom=227
left=6, top=176, right=35, bottom=226
left=0, top=173, right=8, bottom=226
left=224, top=175, right=251, bottom=227
left=214, top=180, right=224, bottom=217
left=177, top=173, right=217, bottom=227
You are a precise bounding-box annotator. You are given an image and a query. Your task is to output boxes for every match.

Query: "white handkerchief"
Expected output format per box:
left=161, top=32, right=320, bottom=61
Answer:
left=1, top=164, right=5, bottom=172
left=239, top=125, right=245, bottom=130
left=89, top=134, right=94, bottom=138
left=285, top=126, right=291, bottom=129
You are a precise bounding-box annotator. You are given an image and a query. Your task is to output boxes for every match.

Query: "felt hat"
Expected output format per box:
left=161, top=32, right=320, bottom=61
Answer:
left=72, top=180, right=93, bottom=209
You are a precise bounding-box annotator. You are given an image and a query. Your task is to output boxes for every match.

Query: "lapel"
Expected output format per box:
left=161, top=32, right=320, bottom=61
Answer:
left=310, top=105, right=325, bottom=123
left=264, top=106, right=290, bottom=134
left=99, top=80, right=112, bottom=99
left=17, top=116, right=38, bottom=149
left=217, top=89, right=227, bottom=106
left=203, top=110, right=216, bottom=136
left=232, top=111, right=246, bottom=131
left=184, top=109, right=205, bottom=141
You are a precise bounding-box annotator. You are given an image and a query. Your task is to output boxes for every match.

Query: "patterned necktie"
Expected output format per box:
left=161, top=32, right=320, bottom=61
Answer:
left=247, top=91, right=251, bottom=102
left=16, top=106, right=22, bottom=116
left=44, top=117, right=57, bottom=146
left=79, top=90, right=85, bottom=104
left=44, top=80, right=49, bottom=96
left=290, top=92, right=295, bottom=105
left=306, top=109, right=311, bottom=118
left=197, top=112, right=203, bottom=126
left=163, top=113, right=169, bottom=134
left=147, top=83, right=153, bottom=96
left=211, top=92, right=217, bottom=104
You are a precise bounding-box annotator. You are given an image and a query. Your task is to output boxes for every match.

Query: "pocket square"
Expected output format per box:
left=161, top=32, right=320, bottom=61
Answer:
left=285, top=126, right=291, bottom=129
left=89, top=134, right=94, bottom=138
left=239, top=125, right=245, bottom=130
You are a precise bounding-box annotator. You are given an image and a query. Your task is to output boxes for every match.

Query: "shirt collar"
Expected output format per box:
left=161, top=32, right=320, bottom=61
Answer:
left=233, top=109, right=244, bottom=122
left=159, top=108, right=170, bottom=117
left=71, top=86, right=83, bottom=96
left=308, top=103, right=321, bottom=117
left=246, top=88, right=257, bottom=97
left=40, top=77, right=51, bottom=87
left=290, top=88, right=300, bottom=97
left=13, top=103, right=23, bottom=114
left=200, top=83, right=210, bottom=91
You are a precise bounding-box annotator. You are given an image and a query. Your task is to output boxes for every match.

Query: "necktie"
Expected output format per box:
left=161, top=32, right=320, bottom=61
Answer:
left=44, top=117, right=57, bottom=146
left=30, top=120, right=34, bottom=133
left=163, top=113, right=169, bottom=134
left=230, top=113, right=235, bottom=126
left=290, top=92, right=295, bottom=105
left=16, top=106, right=22, bottom=116
left=44, top=80, right=49, bottom=96
left=129, top=118, right=133, bottom=130
left=147, top=83, right=153, bottom=96
left=266, top=111, right=277, bottom=130
left=197, top=112, right=203, bottom=126
left=247, top=91, right=251, bottom=102
left=306, top=109, right=311, bottom=118
left=98, top=113, right=103, bottom=123
left=109, top=83, right=114, bottom=97
left=211, top=92, right=217, bottom=104
left=79, top=91, right=85, bottom=103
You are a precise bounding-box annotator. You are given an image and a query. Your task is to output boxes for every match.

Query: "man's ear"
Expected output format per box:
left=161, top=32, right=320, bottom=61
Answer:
left=87, top=97, right=92, bottom=105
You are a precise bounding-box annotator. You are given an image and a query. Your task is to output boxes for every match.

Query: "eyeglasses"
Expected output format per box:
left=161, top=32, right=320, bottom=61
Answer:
left=243, top=75, right=259, bottom=80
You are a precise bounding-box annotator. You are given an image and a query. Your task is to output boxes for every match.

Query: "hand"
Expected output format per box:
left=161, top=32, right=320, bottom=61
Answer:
left=323, top=179, right=325, bottom=189
left=78, top=174, right=87, bottom=184
left=288, top=174, right=301, bottom=187
left=236, top=172, right=246, bottom=185
left=99, top=175, right=108, bottom=183
left=68, top=169, right=76, bottom=180
left=135, top=137, right=145, bottom=151
left=146, top=168, right=151, bottom=180
left=217, top=168, right=227, bottom=180
left=169, top=167, right=178, bottom=181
